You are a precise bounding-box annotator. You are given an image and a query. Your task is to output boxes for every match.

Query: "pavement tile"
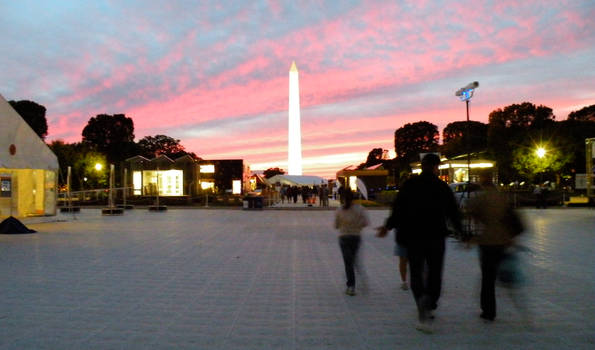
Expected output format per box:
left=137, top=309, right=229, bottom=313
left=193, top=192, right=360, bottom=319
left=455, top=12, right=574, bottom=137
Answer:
left=0, top=207, right=592, bottom=349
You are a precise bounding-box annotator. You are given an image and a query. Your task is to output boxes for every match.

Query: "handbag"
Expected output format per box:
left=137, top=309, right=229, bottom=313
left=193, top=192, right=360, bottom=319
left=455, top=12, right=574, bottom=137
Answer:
left=497, top=247, right=525, bottom=287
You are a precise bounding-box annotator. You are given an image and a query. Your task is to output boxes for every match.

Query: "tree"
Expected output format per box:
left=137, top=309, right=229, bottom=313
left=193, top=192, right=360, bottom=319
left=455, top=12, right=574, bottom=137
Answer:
left=81, top=114, right=137, bottom=187
left=263, top=167, right=285, bottom=178
left=9, top=100, right=48, bottom=140
left=49, top=140, right=107, bottom=190
left=440, top=121, right=487, bottom=158
left=512, top=138, right=573, bottom=183
left=394, top=121, right=439, bottom=163
left=567, top=104, right=595, bottom=122
left=488, top=102, right=555, bottom=130
left=487, top=102, right=556, bottom=183
left=82, top=114, right=135, bottom=153
left=137, top=134, right=188, bottom=159
left=358, top=148, right=386, bottom=169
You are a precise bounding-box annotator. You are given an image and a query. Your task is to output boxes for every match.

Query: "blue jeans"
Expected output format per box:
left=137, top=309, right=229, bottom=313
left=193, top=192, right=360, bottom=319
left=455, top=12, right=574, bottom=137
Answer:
left=339, top=235, right=361, bottom=287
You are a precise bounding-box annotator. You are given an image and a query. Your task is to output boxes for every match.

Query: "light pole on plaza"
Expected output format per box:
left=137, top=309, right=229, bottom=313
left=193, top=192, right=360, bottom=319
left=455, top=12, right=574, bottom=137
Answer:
left=455, top=81, right=479, bottom=184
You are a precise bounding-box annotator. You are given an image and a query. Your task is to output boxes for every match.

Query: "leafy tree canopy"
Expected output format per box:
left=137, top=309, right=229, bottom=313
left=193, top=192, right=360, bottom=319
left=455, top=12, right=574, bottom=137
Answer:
left=137, top=134, right=188, bottom=159
left=441, top=121, right=487, bottom=158
left=488, top=102, right=555, bottom=129
left=263, top=167, right=285, bottom=178
left=358, top=148, right=387, bottom=169
left=394, top=121, right=439, bottom=163
left=82, top=114, right=135, bottom=152
left=9, top=100, right=48, bottom=140
left=567, top=104, right=595, bottom=122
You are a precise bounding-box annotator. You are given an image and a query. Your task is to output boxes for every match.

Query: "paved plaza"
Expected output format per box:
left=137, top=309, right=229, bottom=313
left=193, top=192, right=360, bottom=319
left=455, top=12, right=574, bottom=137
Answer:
left=1, top=207, right=594, bottom=349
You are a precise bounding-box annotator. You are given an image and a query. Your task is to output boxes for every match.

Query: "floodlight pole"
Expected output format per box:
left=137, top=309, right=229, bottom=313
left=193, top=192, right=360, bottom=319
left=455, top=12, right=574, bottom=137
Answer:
left=466, top=99, right=470, bottom=183
left=455, top=81, right=479, bottom=185
left=455, top=81, right=479, bottom=239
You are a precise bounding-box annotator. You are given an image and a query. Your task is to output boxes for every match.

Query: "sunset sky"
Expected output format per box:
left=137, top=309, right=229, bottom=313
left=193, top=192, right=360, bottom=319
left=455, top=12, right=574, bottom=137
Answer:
left=2, top=1, right=594, bottom=178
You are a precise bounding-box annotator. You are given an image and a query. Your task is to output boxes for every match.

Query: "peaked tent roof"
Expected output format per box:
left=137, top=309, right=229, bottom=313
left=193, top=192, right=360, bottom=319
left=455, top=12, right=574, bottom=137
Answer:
left=0, top=94, right=58, bottom=170
left=267, top=175, right=327, bottom=186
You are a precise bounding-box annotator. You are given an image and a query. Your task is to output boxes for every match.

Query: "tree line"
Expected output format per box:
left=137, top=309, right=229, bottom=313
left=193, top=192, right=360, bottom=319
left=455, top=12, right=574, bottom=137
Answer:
left=360, top=102, right=595, bottom=187
left=9, top=100, right=198, bottom=190
left=10, top=98, right=595, bottom=190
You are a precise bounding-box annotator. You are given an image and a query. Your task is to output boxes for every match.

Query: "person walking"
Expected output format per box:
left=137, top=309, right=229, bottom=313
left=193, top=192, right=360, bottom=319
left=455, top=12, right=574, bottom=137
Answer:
left=394, top=234, right=409, bottom=291
left=377, top=153, right=462, bottom=333
left=335, top=190, right=369, bottom=296
left=467, top=174, right=526, bottom=322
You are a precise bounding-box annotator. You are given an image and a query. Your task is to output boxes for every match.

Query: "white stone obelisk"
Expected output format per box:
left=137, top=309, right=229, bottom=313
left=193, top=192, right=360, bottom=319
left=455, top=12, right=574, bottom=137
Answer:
left=288, top=61, right=303, bottom=175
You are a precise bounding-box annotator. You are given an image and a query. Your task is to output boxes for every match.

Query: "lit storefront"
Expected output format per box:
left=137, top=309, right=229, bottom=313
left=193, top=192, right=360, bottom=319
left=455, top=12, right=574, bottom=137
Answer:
left=124, top=156, right=248, bottom=196
left=410, top=153, right=496, bottom=183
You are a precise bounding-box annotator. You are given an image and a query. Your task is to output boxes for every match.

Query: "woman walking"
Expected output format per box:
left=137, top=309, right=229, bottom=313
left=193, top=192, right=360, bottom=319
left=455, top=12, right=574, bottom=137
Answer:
left=334, top=190, right=369, bottom=296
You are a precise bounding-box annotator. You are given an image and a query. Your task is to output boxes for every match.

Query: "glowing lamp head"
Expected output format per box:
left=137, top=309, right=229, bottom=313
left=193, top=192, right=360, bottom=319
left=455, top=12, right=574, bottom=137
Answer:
left=95, top=163, right=103, bottom=171
left=536, top=147, right=546, bottom=158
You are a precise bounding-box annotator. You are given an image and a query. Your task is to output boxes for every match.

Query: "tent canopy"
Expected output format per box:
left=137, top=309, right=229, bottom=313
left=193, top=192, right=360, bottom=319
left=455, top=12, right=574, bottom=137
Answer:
left=267, top=175, right=327, bottom=186
left=0, top=94, right=58, bottom=170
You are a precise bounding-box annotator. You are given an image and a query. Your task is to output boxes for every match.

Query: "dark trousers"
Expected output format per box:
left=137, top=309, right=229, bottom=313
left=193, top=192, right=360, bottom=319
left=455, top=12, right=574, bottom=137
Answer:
left=408, top=239, right=445, bottom=319
left=479, top=245, right=507, bottom=319
left=339, top=235, right=361, bottom=287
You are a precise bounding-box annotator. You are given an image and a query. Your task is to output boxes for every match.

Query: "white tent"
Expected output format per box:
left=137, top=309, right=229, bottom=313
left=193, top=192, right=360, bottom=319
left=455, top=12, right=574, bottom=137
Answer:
left=0, top=94, right=58, bottom=218
left=267, top=174, right=327, bottom=187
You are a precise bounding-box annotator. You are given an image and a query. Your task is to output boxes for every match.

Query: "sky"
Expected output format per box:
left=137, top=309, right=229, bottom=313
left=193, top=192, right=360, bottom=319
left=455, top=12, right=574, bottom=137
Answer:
left=2, top=0, right=594, bottom=178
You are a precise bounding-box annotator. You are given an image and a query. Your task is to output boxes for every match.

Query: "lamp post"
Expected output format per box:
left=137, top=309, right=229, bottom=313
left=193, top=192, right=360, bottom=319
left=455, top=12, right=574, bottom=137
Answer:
left=455, top=81, right=479, bottom=238
left=455, top=81, right=479, bottom=184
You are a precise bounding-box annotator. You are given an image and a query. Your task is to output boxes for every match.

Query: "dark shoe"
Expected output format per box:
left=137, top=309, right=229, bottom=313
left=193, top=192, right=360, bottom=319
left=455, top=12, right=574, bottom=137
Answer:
left=480, top=313, right=495, bottom=322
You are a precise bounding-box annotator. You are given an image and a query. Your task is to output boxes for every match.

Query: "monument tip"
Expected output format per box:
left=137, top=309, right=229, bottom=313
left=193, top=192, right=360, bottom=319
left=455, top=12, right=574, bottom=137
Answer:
left=290, top=61, right=298, bottom=72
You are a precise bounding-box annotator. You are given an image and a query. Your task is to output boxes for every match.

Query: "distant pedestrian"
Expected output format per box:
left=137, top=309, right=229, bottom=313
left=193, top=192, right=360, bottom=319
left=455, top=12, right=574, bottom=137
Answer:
left=335, top=190, right=369, bottom=296
left=467, top=174, right=528, bottom=323
left=377, top=153, right=462, bottom=333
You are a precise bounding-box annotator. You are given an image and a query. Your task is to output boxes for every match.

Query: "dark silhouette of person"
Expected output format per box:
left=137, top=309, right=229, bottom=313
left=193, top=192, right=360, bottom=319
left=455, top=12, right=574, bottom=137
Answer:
left=377, top=153, right=462, bottom=333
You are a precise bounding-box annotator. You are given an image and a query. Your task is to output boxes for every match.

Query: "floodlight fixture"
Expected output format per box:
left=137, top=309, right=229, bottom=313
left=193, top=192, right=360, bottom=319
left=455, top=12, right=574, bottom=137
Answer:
left=455, top=81, right=479, bottom=101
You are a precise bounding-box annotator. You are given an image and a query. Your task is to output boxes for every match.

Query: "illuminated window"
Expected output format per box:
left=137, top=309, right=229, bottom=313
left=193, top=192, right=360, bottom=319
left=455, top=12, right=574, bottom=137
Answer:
left=142, top=170, right=183, bottom=196
left=232, top=180, right=242, bottom=194
left=200, top=164, right=215, bottom=173
left=133, top=171, right=142, bottom=195
left=349, top=176, right=357, bottom=191
left=201, top=181, right=215, bottom=191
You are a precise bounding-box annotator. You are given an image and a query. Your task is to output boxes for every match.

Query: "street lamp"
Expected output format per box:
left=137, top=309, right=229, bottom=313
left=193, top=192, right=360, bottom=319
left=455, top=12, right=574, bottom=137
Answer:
left=455, top=81, right=479, bottom=183
left=95, top=163, right=103, bottom=171
left=536, top=147, right=546, bottom=159
left=535, top=146, right=547, bottom=184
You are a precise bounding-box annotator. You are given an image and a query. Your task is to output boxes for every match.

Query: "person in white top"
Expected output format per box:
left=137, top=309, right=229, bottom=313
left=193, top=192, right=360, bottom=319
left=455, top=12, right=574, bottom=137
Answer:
left=334, top=190, right=369, bottom=296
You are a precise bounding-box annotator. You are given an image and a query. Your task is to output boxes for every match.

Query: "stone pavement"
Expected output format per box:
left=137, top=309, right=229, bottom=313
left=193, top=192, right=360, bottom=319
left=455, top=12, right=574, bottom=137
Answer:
left=1, top=208, right=593, bottom=349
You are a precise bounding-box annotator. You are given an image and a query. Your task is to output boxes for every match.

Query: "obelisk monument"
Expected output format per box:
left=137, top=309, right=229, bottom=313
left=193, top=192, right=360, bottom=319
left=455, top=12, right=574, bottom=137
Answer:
left=288, top=61, right=303, bottom=175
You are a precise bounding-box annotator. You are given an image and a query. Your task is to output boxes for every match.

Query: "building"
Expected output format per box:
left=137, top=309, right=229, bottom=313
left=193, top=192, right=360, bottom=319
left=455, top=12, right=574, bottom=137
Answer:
left=124, top=155, right=249, bottom=196
left=410, top=152, right=496, bottom=183
left=336, top=164, right=390, bottom=196
left=0, top=94, right=58, bottom=218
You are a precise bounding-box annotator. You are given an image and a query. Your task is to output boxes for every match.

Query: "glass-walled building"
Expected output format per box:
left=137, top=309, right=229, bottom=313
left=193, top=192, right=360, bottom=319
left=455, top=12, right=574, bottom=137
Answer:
left=124, top=155, right=248, bottom=196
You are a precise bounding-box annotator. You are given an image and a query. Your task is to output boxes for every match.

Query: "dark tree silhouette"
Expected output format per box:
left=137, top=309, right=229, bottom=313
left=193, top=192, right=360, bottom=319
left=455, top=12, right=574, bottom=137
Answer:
left=567, top=104, right=595, bottom=122
left=441, top=121, right=487, bottom=157
left=394, top=121, right=439, bottom=163
left=82, top=114, right=135, bottom=153
left=263, top=167, right=285, bottom=178
left=9, top=100, right=48, bottom=140
left=137, top=134, right=188, bottom=159
left=358, top=148, right=386, bottom=169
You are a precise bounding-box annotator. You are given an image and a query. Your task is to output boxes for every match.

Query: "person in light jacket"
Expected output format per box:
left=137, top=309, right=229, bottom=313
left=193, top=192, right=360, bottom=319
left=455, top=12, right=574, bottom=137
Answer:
left=335, top=190, right=369, bottom=296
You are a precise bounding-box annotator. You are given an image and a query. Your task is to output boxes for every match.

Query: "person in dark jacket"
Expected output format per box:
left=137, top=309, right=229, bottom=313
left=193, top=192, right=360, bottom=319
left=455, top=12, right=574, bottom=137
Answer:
left=377, top=153, right=462, bottom=333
